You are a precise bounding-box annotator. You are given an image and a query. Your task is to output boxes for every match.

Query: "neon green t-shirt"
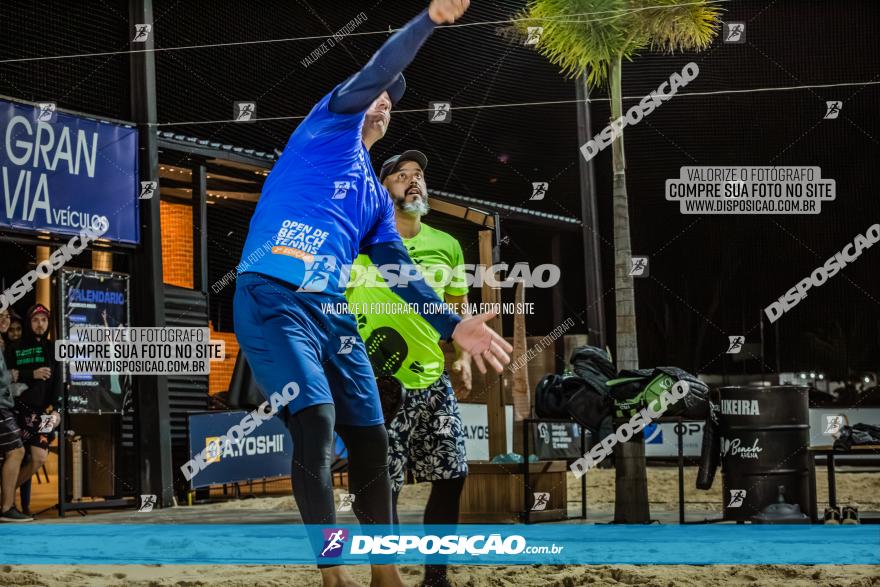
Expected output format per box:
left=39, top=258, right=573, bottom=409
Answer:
left=345, top=223, right=468, bottom=389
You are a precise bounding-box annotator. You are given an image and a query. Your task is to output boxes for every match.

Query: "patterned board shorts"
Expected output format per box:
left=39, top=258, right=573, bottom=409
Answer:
left=0, top=407, right=23, bottom=453
left=14, top=401, right=53, bottom=450
left=387, top=373, right=468, bottom=494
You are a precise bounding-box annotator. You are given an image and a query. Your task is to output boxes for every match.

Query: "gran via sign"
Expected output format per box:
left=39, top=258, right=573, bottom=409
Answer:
left=1, top=99, right=140, bottom=243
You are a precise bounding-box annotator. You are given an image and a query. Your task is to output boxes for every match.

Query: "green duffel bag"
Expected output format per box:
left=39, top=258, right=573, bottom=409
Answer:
left=608, top=370, right=677, bottom=419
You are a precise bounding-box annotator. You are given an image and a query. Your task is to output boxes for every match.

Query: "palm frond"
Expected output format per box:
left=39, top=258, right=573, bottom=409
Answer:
left=517, top=0, right=633, bottom=85
left=519, top=0, right=723, bottom=85
left=629, top=0, right=724, bottom=53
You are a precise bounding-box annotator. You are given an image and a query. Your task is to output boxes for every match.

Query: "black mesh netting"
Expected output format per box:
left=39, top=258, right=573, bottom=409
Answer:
left=3, top=0, right=879, bottom=374
left=1, top=0, right=131, bottom=119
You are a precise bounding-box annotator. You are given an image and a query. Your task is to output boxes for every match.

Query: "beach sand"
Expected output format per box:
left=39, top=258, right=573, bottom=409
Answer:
left=194, top=466, right=880, bottom=515
left=5, top=563, right=879, bottom=586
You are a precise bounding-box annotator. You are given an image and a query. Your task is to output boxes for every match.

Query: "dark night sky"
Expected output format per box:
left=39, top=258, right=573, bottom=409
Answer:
left=2, top=0, right=879, bottom=377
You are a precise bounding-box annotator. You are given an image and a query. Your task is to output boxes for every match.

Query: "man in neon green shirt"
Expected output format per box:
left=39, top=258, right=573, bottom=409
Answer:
left=346, top=150, right=471, bottom=587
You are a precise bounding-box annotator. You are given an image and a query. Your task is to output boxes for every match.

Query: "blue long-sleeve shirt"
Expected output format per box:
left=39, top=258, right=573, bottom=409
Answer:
left=329, top=10, right=435, bottom=113
left=361, top=240, right=461, bottom=340
left=238, top=9, right=461, bottom=340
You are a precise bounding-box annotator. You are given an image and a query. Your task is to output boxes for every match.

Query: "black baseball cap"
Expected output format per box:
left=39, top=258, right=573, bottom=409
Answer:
left=379, top=150, right=428, bottom=182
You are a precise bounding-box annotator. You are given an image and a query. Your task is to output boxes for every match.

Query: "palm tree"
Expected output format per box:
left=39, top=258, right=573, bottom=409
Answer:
left=518, top=0, right=721, bottom=522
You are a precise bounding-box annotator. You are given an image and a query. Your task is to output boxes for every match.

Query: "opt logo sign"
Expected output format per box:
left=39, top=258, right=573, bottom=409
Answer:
left=643, top=422, right=663, bottom=444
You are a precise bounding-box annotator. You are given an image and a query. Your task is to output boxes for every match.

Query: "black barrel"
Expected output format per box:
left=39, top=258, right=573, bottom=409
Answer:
left=718, top=386, right=812, bottom=521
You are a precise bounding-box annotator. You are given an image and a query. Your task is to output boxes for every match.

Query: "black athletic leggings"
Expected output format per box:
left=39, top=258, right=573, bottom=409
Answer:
left=286, top=404, right=392, bottom=565
left=392, top=476, right=466, bottom=585
left=390, top=477, right=465, bottom=527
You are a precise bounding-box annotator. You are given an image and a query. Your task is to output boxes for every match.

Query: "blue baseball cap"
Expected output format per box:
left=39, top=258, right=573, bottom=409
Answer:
left=388, top=73, right=406, bottom=105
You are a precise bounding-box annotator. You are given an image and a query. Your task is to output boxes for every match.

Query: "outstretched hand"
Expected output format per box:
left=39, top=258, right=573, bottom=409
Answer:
left=450, top=312, right=512, bottom=374
left=429, top=0, right=470, bottom=24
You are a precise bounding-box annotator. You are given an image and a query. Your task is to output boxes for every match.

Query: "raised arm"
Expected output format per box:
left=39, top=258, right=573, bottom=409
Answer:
left=362, top=240, right=460, bottom=337
left=362, top=239, right=511, bottom=373
left=329, top=0, right=470, bottom=114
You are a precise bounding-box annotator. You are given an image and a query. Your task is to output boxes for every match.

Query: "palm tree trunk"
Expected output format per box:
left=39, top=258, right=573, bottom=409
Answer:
left=608, top=53, right=650, bottom=524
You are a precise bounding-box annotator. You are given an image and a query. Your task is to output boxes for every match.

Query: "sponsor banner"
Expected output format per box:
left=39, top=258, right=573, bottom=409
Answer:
left=458, top=404, right=513, bottom=461
left=531, top=421, right=584, bottom=460
left=643, top=422, right=703, bottom=458
left=0, top=99, right=139, bottom=243
left=0, top=525, right=876, bottom=565
left=59, top=270, right=131, bottom=413
left=182, top=382, right=299, bottom=483
left=644, top=409, right=880, bottom=457
left=185, top=411, right=291, bottom=489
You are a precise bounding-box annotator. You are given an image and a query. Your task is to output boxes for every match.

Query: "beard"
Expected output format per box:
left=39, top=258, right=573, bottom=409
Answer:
left=397, top=197, right=429, bottom=217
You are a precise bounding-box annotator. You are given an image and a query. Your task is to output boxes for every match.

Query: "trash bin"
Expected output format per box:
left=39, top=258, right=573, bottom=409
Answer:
left=719, top=385, right=813, bottom=521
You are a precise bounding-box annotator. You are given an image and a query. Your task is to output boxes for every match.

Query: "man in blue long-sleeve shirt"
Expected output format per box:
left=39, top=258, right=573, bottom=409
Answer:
left=234, top=2, right=510, bottom=585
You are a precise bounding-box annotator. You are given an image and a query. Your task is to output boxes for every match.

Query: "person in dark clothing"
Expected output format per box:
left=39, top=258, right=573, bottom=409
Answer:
left=0, top=308, right=30, bottom=522
left=10, top=304, right=60, bottom=510
left=17, top=454, right=30, bottom=515
left=1, top=311, right=27, bottom=514
left=3, top=312, right=23, bottom=348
